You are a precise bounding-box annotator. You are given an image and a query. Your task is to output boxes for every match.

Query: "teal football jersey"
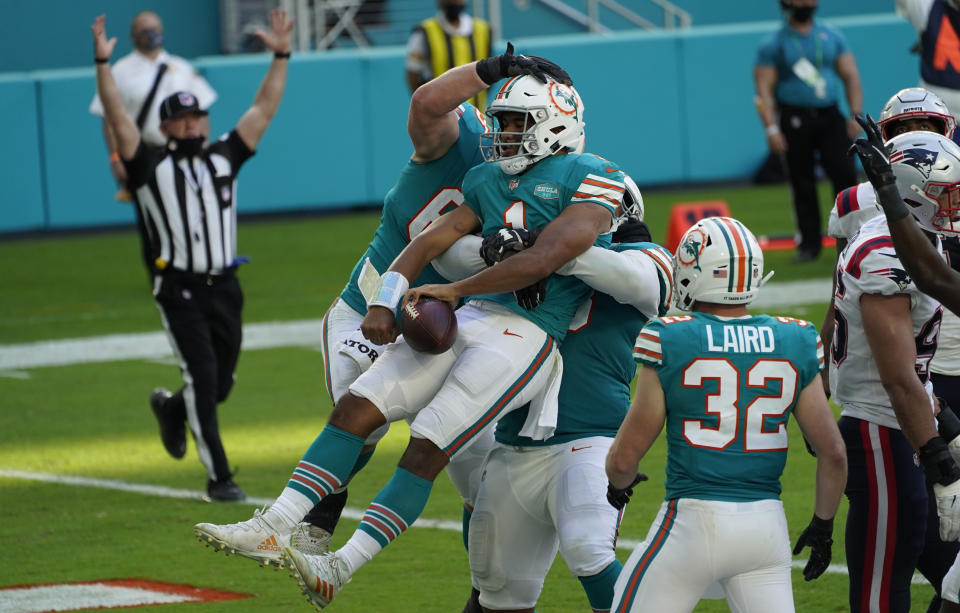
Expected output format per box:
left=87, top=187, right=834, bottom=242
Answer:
left=462, top=153, right=623, bottom=341
left=496, top=242, right=673, bottom=447
left=339, top=104, right=488, bottom=314
left=634, top=312, right=824, bottom=502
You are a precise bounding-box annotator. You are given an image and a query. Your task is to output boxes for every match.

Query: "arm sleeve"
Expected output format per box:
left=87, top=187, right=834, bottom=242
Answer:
left=556, top=247, right=669, bottom=317
left=755, top=37, right=778, bottom=67
left=123, top=141, right=158, bottom=189
left=208, top=130, right=255, bottom=174
left=431, top=234, right=486, bottom=281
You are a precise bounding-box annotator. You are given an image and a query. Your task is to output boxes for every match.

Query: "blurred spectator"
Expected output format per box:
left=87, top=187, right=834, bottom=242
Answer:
left=406, top=0, right=492, bottom=108
left=895, top=0, right=960, bottom=145
left=753, top=0, right=862, bottom=263
left=89, top=10, right=216, bottom=200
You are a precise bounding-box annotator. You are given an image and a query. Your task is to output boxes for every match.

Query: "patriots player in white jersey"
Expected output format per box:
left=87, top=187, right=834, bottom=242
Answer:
left=606, top=216, right=846, bottom=613
left=852, top=122, right=960, bottom=613
left=821, top=87, right=955, bottom=397
left=843, top=127, right=960, bottom=613
left=824, top=88, right=960, bottom=612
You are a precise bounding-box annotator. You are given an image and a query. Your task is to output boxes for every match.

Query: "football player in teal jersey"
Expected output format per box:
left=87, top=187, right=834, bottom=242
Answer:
left=193, top=49, right=573, bottom=565
left=273, top=74, right=631, bottom=609
left=606, top=217, right=847, bottom=613
left=465, top=180, right=676, bottom=613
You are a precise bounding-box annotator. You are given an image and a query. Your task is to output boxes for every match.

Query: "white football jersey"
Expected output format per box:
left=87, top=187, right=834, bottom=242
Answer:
left=827, top=181, right=881, bottom=241
left=830, top=216, right=942, bottom=428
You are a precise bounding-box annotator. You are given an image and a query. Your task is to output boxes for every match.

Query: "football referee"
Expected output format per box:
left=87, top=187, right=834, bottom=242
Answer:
left=92, top=10, right=293, bottom=501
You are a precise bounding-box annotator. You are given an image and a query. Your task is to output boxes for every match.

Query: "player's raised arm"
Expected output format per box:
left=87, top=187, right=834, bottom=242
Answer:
left=91, top=15, right=140, bottom=161
left=234, top=9, right=293, bottom=151
left=791, top=377, right=846, bottom=581
left=409, top=44, right=572, bottom=162
left=851, top=113, right=960, bottom=315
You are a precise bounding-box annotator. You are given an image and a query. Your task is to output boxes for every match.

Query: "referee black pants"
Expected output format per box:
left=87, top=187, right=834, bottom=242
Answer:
left=154, top=269, right=243, bottom=482
left=779, top=103, right=858, bottom=256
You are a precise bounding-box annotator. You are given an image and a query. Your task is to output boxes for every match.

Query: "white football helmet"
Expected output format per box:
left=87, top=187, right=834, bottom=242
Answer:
left=889, top=131, right=960, bottom=236
left=481, top=75, right=585, bottom=175
left=673, top=216, right=765, bottom=311
left=617, top=174, right=644, bottom=222
left=879, top=88, right=956, bottom=141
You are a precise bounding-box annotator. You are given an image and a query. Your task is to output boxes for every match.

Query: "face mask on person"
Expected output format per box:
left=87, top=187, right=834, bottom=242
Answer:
left=168, top=136, right=204, bottom=158
left=135, top=29, right=164, bottom=52
left=443, top=4, right=465, bottom=21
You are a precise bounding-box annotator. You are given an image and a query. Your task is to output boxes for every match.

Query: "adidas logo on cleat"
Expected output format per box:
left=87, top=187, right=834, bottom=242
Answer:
left=258, top=535, right=282, bottom=552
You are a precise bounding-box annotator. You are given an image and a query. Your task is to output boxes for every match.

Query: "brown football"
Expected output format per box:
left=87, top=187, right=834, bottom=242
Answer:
left=401, top=297, right=458, bottom=354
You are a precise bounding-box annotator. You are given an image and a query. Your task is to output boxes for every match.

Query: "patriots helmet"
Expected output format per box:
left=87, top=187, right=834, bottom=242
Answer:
left=481, top=75, right=585, bottom=175
left=673, top=216, right=765, bottom=311
left=879, top=88, right=955, bottom=141
left=889, top=131, right=960, bottom=235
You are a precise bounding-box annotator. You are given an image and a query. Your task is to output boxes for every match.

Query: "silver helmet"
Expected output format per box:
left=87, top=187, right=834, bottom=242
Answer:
left=879, top=88, right=956, bottom=141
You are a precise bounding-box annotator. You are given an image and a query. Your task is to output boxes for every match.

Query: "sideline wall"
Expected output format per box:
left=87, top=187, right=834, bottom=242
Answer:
left=0, top=14, right=918, bottom=234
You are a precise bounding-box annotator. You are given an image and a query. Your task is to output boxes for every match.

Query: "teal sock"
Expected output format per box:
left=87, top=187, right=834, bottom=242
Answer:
left=578, top=560, right=622, bottom=611
left=357, top=467, right=433, bottom=548
left=461, top=506, right=471, bottom=552
left=285, top=424, right=365, bottom=505
left=349, top=448, right=374, bottom=479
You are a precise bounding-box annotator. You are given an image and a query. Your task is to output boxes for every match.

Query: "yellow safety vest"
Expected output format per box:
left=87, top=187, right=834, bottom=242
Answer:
left=419, top=16, right=492, bottom=109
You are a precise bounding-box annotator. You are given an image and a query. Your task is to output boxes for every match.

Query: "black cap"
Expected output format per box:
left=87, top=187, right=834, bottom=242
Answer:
left=159, top=91, right=208, bottom=122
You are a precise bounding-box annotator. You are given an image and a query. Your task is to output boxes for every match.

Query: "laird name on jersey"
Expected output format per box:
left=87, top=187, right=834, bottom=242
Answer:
left=705, top=325, right=775, bottom=354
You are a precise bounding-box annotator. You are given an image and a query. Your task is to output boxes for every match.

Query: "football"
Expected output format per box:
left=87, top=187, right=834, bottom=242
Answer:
left=401, top=297, right=458, bottom=354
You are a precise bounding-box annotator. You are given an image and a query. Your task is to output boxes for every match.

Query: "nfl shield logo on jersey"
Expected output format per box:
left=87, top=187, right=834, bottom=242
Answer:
left=509, top=178, right=519, bottom=191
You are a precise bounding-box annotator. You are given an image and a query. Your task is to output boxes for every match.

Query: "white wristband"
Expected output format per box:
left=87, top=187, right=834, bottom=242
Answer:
left=367, top=271, right=409, bottom=312
left=766, top=124, right=781, bottom=136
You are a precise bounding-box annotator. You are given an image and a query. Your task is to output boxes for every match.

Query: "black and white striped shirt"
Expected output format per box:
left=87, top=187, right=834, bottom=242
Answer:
left=125, top=131, right=254, bottom=275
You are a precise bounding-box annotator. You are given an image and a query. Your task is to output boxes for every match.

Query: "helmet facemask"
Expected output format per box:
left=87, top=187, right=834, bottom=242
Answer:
left=481, top=75, right=585, bottom=175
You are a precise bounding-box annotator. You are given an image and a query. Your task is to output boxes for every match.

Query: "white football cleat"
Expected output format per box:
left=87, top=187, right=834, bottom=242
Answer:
left=193, top=508, right=289, bottom=568
left=283, top=546, right=351, bottom=610
left=290, top=522, right=333, bottom=555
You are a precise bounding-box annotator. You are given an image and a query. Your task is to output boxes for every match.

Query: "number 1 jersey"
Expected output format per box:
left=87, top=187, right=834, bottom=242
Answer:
left=634, top=312, right=823, bottom=502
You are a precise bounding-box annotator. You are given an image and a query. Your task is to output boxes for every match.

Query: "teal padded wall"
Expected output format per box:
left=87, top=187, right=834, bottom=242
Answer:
left=0, top=14, right=928, bottom=233
left=0, top=75, right=45, bottom=232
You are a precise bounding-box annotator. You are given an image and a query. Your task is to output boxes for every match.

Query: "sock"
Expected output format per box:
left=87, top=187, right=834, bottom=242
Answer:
left=579, top=560, right=622, bottom=612
left=263, top=425, right=365, bottom=530
left=350, top=448, right=374, bottom=479
left=337, top=467, right=434, bottom=574
left=303, top=489, right=349, bottom=534
left=461, top=505, right=471, bottom=552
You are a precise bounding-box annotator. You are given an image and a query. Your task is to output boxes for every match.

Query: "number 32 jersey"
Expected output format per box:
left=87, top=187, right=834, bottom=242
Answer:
left=830, top=215, right=942, bottom=429
left=634, top=312, right=823, bottom=502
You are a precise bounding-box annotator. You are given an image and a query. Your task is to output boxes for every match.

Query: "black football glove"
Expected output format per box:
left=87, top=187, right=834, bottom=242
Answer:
left=514, top=278, right=546, bottom=310
left=479, top=227, right=542, bottom=266
left=848, top=113, right=910, bottom=222
left=612, top=217, right=652, bottom=244
left=792, top=515, right=834, bottom=581
left=606, top=473, right=648, bottom=510
left=475, top=42, right=572, bottom=86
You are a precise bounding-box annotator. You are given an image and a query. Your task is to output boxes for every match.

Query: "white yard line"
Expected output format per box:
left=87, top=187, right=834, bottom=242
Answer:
left=1, top=467, right=923, bottom=582
left=0, top=279, right=833, bottom=372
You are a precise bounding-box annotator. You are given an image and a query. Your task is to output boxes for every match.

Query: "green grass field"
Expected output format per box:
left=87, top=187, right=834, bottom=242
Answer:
left=0, top=181, right=938, bottom=612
